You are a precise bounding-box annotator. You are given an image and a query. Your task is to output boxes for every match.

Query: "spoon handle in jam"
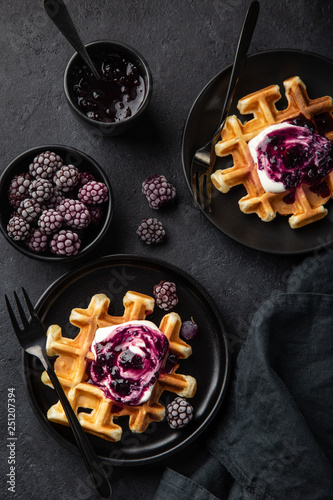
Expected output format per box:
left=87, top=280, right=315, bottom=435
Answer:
left=43, top=0, right=101, bottom=80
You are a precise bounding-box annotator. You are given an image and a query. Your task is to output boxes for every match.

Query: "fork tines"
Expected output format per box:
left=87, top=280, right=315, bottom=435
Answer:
left=5, top=288, right=35, bottom=335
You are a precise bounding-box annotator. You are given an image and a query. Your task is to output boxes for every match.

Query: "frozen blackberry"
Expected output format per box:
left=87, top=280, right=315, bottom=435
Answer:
left=38, top=209, right=63, bottom=235
left=153, top=281, right=178, bottom=310
left=47, top=187, right=65, bottom=209
left=8, top=172, right=31, bottom=208
left=137, top=218, right=165, bottom=244
left=166, top=397, right=193, bottom=429
left=17, top=198, right=42, bottom=223
left=50, top=229, right=81, bottom=256
left=57, top=198, right=91, bottom=229
left=29, top=151, right=63, bottom=179
left=7, top=215, right=30, bottom=241
left=53, top=165, right=79, bottom=192
left=78, top=171, right=95, bottom=187
left=28, top=178, right=54, bottom=203
left=89, top=205, right=104, bottom=225
left=142, top=174, right=176, bottom=210
left=78, top=181, right=108, bottom=205
left=26, top=229, right=49, bottom=253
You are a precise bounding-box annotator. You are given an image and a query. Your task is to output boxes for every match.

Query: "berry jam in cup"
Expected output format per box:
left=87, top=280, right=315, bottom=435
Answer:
left=64, top=41, right=153, bottom=136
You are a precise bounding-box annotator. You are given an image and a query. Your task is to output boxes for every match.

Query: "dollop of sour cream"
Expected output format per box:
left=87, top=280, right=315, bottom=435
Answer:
left=87, top=320, right=169, bottom=406
left=248, top=121, right=333, bottom=193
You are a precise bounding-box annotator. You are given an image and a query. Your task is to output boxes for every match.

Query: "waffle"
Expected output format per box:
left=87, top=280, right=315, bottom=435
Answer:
left=41, top=291, right=197, bottom=441
left=211, top=76, right=333, bottom=228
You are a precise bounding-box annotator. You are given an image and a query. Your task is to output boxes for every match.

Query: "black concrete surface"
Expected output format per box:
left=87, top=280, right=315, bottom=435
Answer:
left=0, top=0, right=332, bottom=499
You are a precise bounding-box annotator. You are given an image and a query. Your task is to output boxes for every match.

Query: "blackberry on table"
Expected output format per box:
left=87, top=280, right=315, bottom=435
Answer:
left=17, top=198, right=42, bottom=223
left=26, top=229, right=49, bottom=253
left=8, top=172, right=31, bottom=208
left=53, top=164, right=79, bottom=192
left=78, top=181, right=108, bottom=205
left=29, top=151, right=63, bottom=179
left=153, top=280, right=178, bottom=310
left=137, top=218, right=165, bottom=244
left=142, top=174, right=176, bottom=210
left=28, top=178, right=54, bottom=203
left=57, top=198, right=91, bottom=229
left=7, top=215, right=30, bottom=241
left=38, top=209, right=63, bottom=235
left=166, top=397, right=193, bottom=429
left=50, top=229, right=81, bottom=256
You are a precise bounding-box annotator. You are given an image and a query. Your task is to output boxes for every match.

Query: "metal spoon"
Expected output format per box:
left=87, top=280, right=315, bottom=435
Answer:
left=43, top=0, right=101, bottom=80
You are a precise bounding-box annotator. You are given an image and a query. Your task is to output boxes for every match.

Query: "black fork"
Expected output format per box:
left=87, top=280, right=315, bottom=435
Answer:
left=5, top=288, right=112, bottom=498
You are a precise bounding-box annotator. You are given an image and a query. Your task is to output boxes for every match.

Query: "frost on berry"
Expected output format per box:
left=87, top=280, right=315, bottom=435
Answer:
left=50, top=230, right=81, bottom=256
left=153, top=280, right=178, bottom=310
left=136, top=218, right=165, bottom=244
left=78, top=181, right=108, bottom=205
left=53, top=165, right=79, bottom=192
left=142, top=174, right=176, bottom=209
left=8, top=173, right=31, bottom=208
left=7, top=215, right=30, bottom=241
left=166, top=397, right=194, bottom=429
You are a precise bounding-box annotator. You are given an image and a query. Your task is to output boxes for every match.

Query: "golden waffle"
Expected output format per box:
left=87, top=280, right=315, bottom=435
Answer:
left=211, top=76, right=333, bottom=228
left=41, top=291, right=197, bottom=441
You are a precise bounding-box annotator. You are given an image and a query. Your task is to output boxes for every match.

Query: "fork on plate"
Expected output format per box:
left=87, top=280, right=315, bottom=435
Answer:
left=191, top=0, right=260, bottom=211
left=5, top=288, right=112, bottom=499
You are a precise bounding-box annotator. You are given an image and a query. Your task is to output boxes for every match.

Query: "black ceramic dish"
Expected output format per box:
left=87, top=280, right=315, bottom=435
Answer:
left=0, top=145, right=113, bottom=262
left=64, top=40, right=153, bottom=137
left=182, top=49, right=333, bottom=255
left=23, top=255, right=229, bottom=465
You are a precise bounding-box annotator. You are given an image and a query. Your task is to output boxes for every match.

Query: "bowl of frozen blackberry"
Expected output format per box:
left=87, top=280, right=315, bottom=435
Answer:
left=64, top=40, right=153, bottom=136
left=0, top=145, right=113, bottom=262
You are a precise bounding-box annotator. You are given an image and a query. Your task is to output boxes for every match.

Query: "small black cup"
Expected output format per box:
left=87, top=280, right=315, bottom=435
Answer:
left=64, top=40, right=153, bottom=137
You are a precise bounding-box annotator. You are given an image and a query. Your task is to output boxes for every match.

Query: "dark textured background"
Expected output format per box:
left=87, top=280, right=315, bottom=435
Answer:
left=0, top=0, right=332, bottom=498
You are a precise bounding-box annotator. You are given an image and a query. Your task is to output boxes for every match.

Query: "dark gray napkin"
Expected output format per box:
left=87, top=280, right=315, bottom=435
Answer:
left=154, top=252, right=333, bottom=500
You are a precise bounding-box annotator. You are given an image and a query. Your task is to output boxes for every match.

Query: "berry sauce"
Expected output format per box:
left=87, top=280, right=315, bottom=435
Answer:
left=86, top=321, right=169, bottom=406
left=71, top=53, right=145, bottom=123
left=249, top=115, right=333, bottom=198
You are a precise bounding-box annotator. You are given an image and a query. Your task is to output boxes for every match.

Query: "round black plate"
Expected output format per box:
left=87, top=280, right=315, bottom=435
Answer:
left=23, top=255, right=229, bottom=465
left=182, top=50, right=333, bottom=254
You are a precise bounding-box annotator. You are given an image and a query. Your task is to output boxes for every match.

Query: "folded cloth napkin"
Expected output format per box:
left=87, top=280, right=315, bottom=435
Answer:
left=154, top=252, right=333, bottom=500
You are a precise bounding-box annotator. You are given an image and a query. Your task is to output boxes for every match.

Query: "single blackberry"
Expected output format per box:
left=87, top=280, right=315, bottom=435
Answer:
left=78, top=181, right=108, bottom=205
left=89, top=205, right=104, bottom=225
left=29, top=151, right=63, bottom=179
left=38, top=209, right=63, bottom=235
left=57, top=198, right=91, bottom=229
left=7, top=215, right=30, bottom=241
left=136, top=218, right=165, bottom=245
left=17, top=198, right=42, bottom=223
left=142, top=174, right=176, bottom=210
left=153, top=281, right=178, bottom=310
left=47, top=187, right=65, bottom=209
left=50, top=229, right=81, bottom=256
left=53, top=165, right=79, bottom=192
left=26, top=229, right=49, bottom=253
left=28, top=178, right=54, bottom=203
left=166, top=397, right=193, bottom=429
left=78, top=171, right=95, bottom=187
left=8, top=172, right=31, bottom=208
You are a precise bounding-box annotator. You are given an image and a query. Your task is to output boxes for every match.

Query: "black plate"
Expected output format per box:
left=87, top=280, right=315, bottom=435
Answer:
left=182, top=50, right=333, bottom=254
left=23, top=255, right=229, bottom=465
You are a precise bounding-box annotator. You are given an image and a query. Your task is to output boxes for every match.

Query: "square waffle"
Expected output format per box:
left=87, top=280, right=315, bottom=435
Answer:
left=41, top=291, right=197, bottom=441
left=211, top=76, right=333, bottom=228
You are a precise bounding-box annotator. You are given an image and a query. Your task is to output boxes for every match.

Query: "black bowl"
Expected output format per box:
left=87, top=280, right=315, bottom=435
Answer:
left=64, top=40, right=153, bottom=137
left=0, top=145, right=113, bottom=262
